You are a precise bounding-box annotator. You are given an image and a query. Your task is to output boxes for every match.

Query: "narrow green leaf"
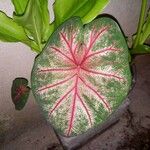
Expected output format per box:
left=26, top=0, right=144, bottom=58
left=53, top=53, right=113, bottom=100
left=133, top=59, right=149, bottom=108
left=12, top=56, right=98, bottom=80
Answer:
left=11, top=0, right=29, bottom=15
left=140, top=9, right=150, bottom=44
left=14, top=0, right=43, bottom=50
left=11, top=78, right=30, bottom=110
left=43, top=23, right=55, bottom=42
left=54, top=0, right=110, bottom=28
left=39, top=0, right=51, bottom=42
left=54, top=0, right=88, bottom=27
left=131, top=44, right=150, bottom=54
left=0, top=11, right=29, bottom=42
left=0, top=11, right=41, bottom=53
left=133, top=0, right=148, bottom=48
left=82, top=0, right=110, bottom=24
left=74, top=0, right=98, bottom=18
left=29, top=40, right=42, bottom=53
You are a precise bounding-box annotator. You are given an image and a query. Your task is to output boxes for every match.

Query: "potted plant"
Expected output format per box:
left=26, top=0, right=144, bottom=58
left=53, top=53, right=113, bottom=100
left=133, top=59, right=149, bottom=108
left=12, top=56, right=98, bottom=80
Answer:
left=0, top=0, right=150, bottom=149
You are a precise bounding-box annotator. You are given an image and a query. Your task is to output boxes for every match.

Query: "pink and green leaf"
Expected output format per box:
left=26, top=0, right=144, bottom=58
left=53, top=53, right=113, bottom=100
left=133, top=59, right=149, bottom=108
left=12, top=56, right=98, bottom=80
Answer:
left=31, top=17, right=131, bottom=136
left=11, top=78, right=30, bottom=110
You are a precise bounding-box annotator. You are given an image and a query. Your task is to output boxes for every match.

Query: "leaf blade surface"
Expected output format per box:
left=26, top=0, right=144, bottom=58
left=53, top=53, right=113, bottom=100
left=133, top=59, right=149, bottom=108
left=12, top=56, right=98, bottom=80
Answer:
left=31, top=17, right=131, bottom=136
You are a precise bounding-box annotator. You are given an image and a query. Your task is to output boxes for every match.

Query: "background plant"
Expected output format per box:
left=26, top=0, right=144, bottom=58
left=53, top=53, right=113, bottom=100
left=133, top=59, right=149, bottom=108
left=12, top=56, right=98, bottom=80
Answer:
left=130, top=0, right=150, bottom=54
left=0, top=0, right=110, bottom=53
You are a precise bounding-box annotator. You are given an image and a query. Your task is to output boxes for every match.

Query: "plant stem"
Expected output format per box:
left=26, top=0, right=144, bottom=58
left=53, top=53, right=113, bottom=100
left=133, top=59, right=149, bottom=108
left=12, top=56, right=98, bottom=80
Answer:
left=133, top=0, right=147, bottom=48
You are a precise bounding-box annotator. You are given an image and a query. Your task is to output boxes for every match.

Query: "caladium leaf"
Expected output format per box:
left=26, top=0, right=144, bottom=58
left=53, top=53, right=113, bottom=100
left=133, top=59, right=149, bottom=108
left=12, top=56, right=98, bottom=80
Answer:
left=0, top=11, right=29, bottom=42
left=11, top=78, right=30, bottom=110
left=31, top=17, right=131, bottom=136
left=11, top=0, right=29, bottom=15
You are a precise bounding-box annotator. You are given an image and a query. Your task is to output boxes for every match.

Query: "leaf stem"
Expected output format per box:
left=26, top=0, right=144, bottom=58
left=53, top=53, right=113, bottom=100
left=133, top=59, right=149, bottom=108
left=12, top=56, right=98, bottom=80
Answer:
left=23, top=40, right=41, bottom=53
left=133, top=0, right=148, bottom=48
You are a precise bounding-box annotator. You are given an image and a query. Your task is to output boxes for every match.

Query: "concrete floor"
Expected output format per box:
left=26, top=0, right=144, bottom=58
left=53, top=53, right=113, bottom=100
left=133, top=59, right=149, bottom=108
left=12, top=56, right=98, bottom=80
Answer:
left=1, top=55, right=150, bottom=150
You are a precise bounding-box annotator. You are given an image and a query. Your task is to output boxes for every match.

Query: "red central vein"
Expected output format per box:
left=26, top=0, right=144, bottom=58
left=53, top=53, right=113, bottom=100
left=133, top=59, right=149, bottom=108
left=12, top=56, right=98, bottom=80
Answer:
left=81, top=67, right=123, bottom=80
left=49, top=87, right=74, bottom=116
left=14, top=86, right=27, bottom=101
left=79, top=77, right=111, bottom=112
left=80, top=27, right=109, bottom=65
left=14, top=91, right=21, bottom=101
left=38, top=67, right=76, bottom=73
left=51, top=46, right=75, bottom=64
left=81, top=47, right=120, bottom=65
left=60, top=33, right=78, bottom=65
left=77, top=93, right=92, bottom=126
left=37, top=74, right=76, bottom=92
left=67, top=75, right=78, bottom=136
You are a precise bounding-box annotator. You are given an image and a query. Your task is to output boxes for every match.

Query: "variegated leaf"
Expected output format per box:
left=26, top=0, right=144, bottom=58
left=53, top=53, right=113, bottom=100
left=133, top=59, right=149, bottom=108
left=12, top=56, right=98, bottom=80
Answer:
left=11, top=78, right=30, bottom=110
left=31, top=17, right=131, bottom=136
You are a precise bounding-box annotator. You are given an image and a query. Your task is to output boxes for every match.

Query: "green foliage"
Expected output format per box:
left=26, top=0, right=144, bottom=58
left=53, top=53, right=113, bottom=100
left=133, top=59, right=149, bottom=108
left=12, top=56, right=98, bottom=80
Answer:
left=0, top=11, right=40, bottom=52
left=54, top=0, right=110, bottom=27
left=39, top=0, right=51, bottom=42
left=1, top=0, right=150, bottom=55
left=14, top=0, right=47, bottom=50
left=131, top=44, right=150, bottom=54
left=11, top=78, right=30, bottom=110
left=140, top=9, right=150, bottom=44
left=11, top=0, right=29, bottom=15
left=0, top=0, right=110, bottom=53
left=0, top=11, right=29, bottom=42
left=81, top=0, right=110, bottom=24
left=131, top=0, right=150, bottom=54
left=53, top=0, right=88, bottom=27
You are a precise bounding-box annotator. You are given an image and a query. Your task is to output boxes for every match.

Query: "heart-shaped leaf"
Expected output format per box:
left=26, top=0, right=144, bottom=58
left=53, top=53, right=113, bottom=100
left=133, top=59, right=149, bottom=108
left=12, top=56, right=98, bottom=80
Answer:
left=11, top=78, right=30, bottom=110
left=31, top=17, right=131, bottom=136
